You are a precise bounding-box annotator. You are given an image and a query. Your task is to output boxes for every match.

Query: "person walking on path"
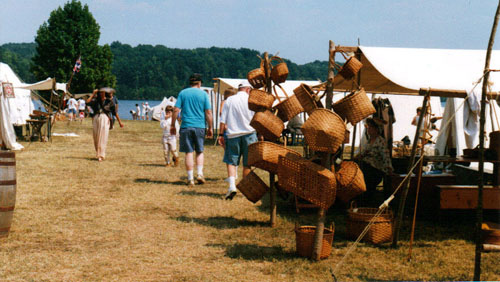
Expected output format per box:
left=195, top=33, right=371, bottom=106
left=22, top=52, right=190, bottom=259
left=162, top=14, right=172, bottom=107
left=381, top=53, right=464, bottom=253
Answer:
left=160, top=106, right=180, bottom=167
left=77, top=97, right=86, bottom=123
left=171, top=73, right=213, bottom=186
left=67, top=96, right=78, bottom=122
left=86, top=88, right=124, bottom=162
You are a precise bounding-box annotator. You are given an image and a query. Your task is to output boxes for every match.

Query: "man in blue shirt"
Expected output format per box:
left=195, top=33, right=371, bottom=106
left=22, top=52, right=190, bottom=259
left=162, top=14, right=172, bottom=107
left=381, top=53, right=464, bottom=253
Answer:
left=171, top=74, right=213, bottom=186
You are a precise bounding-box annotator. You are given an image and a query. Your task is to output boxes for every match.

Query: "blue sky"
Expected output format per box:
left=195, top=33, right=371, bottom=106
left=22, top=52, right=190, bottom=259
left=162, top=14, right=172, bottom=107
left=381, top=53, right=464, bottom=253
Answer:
left=1, top=0, right=498, bottom=64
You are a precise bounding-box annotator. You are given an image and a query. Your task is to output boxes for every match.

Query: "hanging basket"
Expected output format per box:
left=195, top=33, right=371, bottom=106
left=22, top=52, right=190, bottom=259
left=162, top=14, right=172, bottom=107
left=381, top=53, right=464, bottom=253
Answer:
left=248, top=89, right=275, bottom=112
left=277, top=154, right=337, bottom=209
left=293, top=84, right=323, bottom=115
left=236, top=170, right=269, bottom=203
left=247, top=61, right=266, bottom=89
left=301, top=109, right=346, bottom=153
left=270, top=56, right=289, bottom=84
left=272, top=84, right=304, bottom=122
left=247, top=141, right=301, bottom=174
left=250, top=110, right=284, bottom=141
left=295, top=224, right=335, bottom=259
left=346, top=205, right=393, bottom=244
left=335, top=161, right=366, bottom=203
left=332, top=88, right=376, bottom=125
left=337, top=53, right=363, bottom=81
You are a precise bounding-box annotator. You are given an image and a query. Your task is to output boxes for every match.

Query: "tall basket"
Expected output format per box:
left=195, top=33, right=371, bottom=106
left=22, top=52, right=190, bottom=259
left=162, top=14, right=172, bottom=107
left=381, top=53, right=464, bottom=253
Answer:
left=236, top=170, right=268, bottom=203
left=247, top=141, right=301, bottom=174
left=332, top=88, right=376, bottom=125
left=250, top=110, right=284, bottom=141
left=272, top=84, right=304, bottom=122
left=335, top=161, right=366, bottom=203
left=301, top=109, right=346, bottom=153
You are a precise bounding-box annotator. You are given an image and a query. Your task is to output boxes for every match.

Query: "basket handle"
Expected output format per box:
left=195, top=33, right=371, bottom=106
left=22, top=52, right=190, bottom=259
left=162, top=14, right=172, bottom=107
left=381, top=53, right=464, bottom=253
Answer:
left=273, top=84, right=290, bottom=101
left=271, top=55, right=285, bottom=65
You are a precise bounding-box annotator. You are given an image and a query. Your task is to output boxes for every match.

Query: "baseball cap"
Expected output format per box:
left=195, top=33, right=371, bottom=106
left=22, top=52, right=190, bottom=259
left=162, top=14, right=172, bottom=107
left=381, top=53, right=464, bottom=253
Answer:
left=189, top=73, right=203, bottom=83
left=238, top=81, right=252, bottom=88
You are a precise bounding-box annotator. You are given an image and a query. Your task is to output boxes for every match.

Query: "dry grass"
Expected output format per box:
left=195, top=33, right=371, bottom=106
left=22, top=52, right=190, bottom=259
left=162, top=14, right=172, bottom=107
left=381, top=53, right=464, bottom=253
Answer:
left=0, top=119, right=498, bottom=281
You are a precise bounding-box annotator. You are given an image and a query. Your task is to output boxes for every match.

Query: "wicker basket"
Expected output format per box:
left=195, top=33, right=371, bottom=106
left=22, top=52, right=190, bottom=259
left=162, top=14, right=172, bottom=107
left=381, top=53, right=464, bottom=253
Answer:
left=247, top=141, right=301, bottom=174
left=295, top=224, right=335, bottom=259
left=301, top=109, right=346, bottom=153
left=338, top=53, right=363, bottom=80
left=248, top=89, right=275, bottom=112
left=335, top=161, right=366, bottom=203
left=271, top=56, right=289, bottom=84
left=277, top=154, right=337, bottom=209
left=236, top=170, right=269, bottom=203
left=250, top=110, right=284, bottom=141
left=293, top=84, right=323, bottom=115
left=332, top=88, right=376, bottom=125
left=273, top=84, right=304, bottom=122
left=247, top=61, right=266, bottom=89
left=346, top=206, right=393, bottom=244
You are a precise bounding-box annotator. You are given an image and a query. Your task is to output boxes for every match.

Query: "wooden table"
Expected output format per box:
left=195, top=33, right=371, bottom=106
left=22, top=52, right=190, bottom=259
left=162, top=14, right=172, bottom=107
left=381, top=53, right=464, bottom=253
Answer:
left=26, top=119, right=47, bottom=142
left=437, top=185, right=500, bottom=209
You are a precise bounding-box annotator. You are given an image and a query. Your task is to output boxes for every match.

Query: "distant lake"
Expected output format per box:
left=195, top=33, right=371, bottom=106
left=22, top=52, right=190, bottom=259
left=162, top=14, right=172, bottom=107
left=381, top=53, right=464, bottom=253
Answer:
left=117, top=99, right=163, bottom=120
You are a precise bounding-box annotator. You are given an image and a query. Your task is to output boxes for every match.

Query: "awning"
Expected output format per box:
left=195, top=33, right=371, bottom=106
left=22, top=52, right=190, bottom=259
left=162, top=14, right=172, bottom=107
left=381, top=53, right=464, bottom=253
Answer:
left=17, top=77, right=67, bottom=92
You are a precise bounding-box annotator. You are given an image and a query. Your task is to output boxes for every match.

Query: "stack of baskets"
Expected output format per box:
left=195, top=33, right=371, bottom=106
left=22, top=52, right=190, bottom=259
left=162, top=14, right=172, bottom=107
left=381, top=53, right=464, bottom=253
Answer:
left=346, top=205, right=394, bottom=244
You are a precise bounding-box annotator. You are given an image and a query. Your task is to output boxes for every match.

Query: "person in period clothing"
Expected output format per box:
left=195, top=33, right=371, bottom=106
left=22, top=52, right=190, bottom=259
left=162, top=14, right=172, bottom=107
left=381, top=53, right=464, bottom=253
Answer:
left=160, top=106, right=180, bottom=167
left=86, top=88, right=124, bottom=162
left=171, top=73, right=213, bottom=187
left=218, top=82, right=257, bottom=200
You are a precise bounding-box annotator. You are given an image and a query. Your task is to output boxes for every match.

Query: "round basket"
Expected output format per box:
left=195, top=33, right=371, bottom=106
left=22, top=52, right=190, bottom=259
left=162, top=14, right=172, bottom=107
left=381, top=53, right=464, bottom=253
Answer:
left=247, top=141, right=301, bottom=174
left=338, top=55, right=363, bottom=80
left=236, top=170, right=269, bottom=203
left=271, top=56, right=289, bottom=84
left=335, top=161, right=366, bottom=203
left=295, top=224, right=334, bottom=259
left=346, top=207, right=393, bottom=244
left=247, top=61, right=266, bottom=89
left=293, top=84, right=323, bottom=115
left=274, top=95, right=304, bottom=122
left=332, top=88, right=376, bottom=125
left=248, top=89, right=275, bottom=112
left=250, top=110, right=284, bottom=141
left=301, top=109, right=346, bottom=153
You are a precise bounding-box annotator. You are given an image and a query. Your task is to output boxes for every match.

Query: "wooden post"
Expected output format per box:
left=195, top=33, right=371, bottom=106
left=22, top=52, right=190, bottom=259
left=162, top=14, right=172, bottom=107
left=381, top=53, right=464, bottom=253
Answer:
left=392, top=93, right=429, bottom=247
left=474, top=1, right=500, bottom=280
left=325, top=41, right=335, bottom=110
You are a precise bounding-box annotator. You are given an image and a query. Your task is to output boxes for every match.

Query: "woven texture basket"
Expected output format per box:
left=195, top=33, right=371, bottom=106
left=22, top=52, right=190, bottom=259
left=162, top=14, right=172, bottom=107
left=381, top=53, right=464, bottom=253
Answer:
left=346, top=207, right=393, bottom=244
left=277, top=154, right=337, bottom=209
left=338, top=55, right=363, bottom=80
left=332, top=88, right=376, bottom=125
left=295, top=225, right=334, bottom=259
left=293, top=84, right=323, bottom=115
left=335, top=161, right=366, bottom=203
left=301, top=109, right=346, bottom=153
left=250, top=110, right=284, bottom=141
left=248, top=89, right=275, bottom=112
left=247, top=141, right=301, bottom=174
left=236, top=170, right=269, bottom=203
left=273, top=86, right=304, bottom=122
left=247, top=61, right=266, bottom=89
left=271, top=56, right=289, bottom=84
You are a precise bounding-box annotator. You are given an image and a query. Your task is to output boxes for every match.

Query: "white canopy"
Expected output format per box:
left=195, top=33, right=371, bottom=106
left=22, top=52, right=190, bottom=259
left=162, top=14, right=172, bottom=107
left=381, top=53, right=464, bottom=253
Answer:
left=150, top=96, right=177, bottom=121
left=18, top=77, right=67, bottom=92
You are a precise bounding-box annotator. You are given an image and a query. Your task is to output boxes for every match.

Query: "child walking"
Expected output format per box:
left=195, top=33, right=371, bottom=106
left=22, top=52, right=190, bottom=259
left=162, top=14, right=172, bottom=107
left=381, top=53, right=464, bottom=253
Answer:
left=160, top=106, right=180, bottom=167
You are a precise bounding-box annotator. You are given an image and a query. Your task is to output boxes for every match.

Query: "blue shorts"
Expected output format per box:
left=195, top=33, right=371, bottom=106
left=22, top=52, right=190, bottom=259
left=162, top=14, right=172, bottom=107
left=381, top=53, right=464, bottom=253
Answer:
left=179, top=128, right=206, bottom=153
left=68, top=108, right=77, bottom=114
left=223, top=132, right=258, bottom=166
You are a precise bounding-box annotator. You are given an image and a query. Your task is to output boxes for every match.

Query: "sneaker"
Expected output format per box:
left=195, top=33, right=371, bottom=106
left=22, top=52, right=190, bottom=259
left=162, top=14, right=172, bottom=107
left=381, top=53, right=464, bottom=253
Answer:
left=225, top=188, right=237, bottom=200
left=187, top=179, right=195, bottom=187
left=196, top=175, right=206, bottom=184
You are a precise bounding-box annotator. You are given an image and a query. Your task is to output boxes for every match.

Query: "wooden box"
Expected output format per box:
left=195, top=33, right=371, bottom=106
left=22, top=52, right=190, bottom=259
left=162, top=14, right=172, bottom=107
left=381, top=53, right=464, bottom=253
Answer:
left=438, top=185, right=500, bottom=209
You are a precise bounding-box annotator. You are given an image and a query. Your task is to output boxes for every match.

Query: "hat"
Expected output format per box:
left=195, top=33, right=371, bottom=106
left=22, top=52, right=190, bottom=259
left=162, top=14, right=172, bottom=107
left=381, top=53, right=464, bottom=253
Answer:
left=189, top=73, right=203, bottom=83
left=238, top=81, right=252, bottom=88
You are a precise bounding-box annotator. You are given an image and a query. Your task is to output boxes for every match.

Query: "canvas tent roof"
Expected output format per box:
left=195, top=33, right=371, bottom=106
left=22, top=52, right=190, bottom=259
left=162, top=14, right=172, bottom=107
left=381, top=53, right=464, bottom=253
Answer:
left=19, top=77, right=67, bottom=92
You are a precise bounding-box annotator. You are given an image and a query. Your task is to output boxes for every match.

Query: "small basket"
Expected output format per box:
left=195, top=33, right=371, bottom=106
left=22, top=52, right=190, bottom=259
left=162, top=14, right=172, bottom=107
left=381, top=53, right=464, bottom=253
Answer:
left=295, top=223, right=335, bottom=259
left=247, top=141, right=301, bottom=174
left=337, top=53, right=363, bottom=80
left=250, top=110, right=284, bottom=141
left=293, top=84, right=323, bottom=115
left=346, top=205, right=393, bottom=244
left=335, top=161, right=366, bottom=203
left=301, top=109, right=346, bottom=153
left=272, top=84, right=304, bottom=122
left=332, top=88, right=376, bottom=125
left=277, top=154, right=337, bottom=209
left=247, top=61, right=266, bottom=89
left=248, top=89, right=275, bottom=111
left=236, top=170, right=269, bottom=203
left=271, top=56, right=289, bottom=84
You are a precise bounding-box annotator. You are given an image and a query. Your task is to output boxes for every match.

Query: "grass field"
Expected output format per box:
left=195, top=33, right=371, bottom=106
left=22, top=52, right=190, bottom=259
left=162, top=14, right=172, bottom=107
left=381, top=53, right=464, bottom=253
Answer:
left=0, top=118, right=498, bottom=281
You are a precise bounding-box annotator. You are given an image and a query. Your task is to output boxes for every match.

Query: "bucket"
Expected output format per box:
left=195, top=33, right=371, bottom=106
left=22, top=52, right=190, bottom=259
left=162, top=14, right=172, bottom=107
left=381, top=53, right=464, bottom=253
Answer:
left=0, top=151, right=16, bottom=238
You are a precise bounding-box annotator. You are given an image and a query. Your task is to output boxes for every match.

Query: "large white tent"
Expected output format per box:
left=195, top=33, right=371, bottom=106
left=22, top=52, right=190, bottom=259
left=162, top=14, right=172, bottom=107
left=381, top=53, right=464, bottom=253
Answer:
left=0, top=62, right=36, bottom=125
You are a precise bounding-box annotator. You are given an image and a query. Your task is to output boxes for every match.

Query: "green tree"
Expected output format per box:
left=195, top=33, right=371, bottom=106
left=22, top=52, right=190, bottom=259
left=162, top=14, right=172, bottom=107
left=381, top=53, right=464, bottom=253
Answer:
left=31, top=0, right=115, bottom=95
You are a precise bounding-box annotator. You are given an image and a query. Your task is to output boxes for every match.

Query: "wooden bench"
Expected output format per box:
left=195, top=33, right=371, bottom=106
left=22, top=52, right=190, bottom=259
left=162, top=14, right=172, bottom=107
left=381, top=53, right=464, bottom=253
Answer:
left=437, top=185, right=500, bottom=209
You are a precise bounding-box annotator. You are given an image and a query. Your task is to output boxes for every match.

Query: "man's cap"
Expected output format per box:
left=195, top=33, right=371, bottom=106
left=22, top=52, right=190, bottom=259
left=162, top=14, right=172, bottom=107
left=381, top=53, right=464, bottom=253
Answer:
left=238, top=81, right=252, bottom=88
left=189, top=73, right=203, bottom=83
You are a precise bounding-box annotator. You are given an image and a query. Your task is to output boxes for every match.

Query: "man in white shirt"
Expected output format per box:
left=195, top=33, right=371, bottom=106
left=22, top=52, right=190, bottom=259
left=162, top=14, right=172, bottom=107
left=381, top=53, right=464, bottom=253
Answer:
left=67, top=96, right=78, bottom=122
left=217, top=82, right=257, bottom=200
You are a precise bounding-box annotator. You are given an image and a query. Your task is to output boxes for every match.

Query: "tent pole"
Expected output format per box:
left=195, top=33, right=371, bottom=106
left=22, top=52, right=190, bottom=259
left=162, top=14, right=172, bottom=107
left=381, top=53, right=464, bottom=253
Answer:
left=474, top=1, right=500, bottom=280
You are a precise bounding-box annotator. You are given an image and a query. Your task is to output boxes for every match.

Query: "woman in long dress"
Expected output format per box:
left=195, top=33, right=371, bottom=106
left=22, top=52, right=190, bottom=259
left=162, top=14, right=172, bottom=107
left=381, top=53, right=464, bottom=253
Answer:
left=86, top=88, right=124, bottom=162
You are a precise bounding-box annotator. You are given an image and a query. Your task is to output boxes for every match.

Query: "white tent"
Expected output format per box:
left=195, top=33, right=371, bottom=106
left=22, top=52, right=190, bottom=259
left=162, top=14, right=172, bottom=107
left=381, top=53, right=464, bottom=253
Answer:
left=150, top=96, right=177, bottom=121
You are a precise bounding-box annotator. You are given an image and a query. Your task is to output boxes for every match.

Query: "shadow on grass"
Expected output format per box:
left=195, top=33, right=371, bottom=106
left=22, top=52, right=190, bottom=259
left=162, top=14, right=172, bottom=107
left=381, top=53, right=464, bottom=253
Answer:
left=138, top=163, right=167, bottom=167
left=134, top=178, right=170, bottom=185
left=207, top=243, right=295, bottom=261
left=178, top=190, right=224, bottom=198
left=67, top=156, right=97, bottom=161
left=175, top=215, right=268, bottom=229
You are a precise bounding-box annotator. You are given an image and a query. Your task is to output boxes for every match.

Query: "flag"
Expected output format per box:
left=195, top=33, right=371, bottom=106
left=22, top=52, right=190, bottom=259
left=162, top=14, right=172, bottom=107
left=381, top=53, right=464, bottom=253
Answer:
left=73, top=56, right=81, bottom=73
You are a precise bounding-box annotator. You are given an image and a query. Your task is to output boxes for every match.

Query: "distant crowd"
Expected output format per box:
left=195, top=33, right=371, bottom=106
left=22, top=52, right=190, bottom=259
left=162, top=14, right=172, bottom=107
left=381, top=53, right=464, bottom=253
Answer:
left=130, top=102, right=152, bottom=120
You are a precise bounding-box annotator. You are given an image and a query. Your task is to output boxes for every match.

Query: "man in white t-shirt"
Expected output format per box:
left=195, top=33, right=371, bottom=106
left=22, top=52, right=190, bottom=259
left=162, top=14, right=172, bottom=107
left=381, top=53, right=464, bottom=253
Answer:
left=67, top=96, right=78, bottom=122
left=217, top=82, right=257, bottom=200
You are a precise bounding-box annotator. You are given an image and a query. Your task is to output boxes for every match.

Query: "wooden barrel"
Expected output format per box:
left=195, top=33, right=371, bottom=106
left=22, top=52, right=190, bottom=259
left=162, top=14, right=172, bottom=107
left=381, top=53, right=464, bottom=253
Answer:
left=0, top=151, right=16, bottom=238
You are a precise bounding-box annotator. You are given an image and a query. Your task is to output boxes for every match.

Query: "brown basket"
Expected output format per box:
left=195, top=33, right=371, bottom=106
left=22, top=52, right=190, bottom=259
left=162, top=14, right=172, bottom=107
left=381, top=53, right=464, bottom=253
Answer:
left=335, top=161, right=366, bottom=203
left=301, top=109, right=346, bottom=153
left=247, top=141, right=301, bottom=174
left=250, top=110, right=284, bottom=141
left=277, top=154, right=337, bottom=209
left=293, top=84, right=323, bottom=115
left=236, top=170, right=269, bottom=203
left=273, top=84, right=304, bottom=122
left=295, top=224, right=335, bottom=259
left=247, top=61, right=266, bottom=89
left=346, top=206, right=393, bottom=244
left=337, top=53, right=363, bottom=80
left=248, top=89, right=275, bottom=111
left=271, top=56, right=289, bottom=84
left=332, top=88, right=376, bottom=125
